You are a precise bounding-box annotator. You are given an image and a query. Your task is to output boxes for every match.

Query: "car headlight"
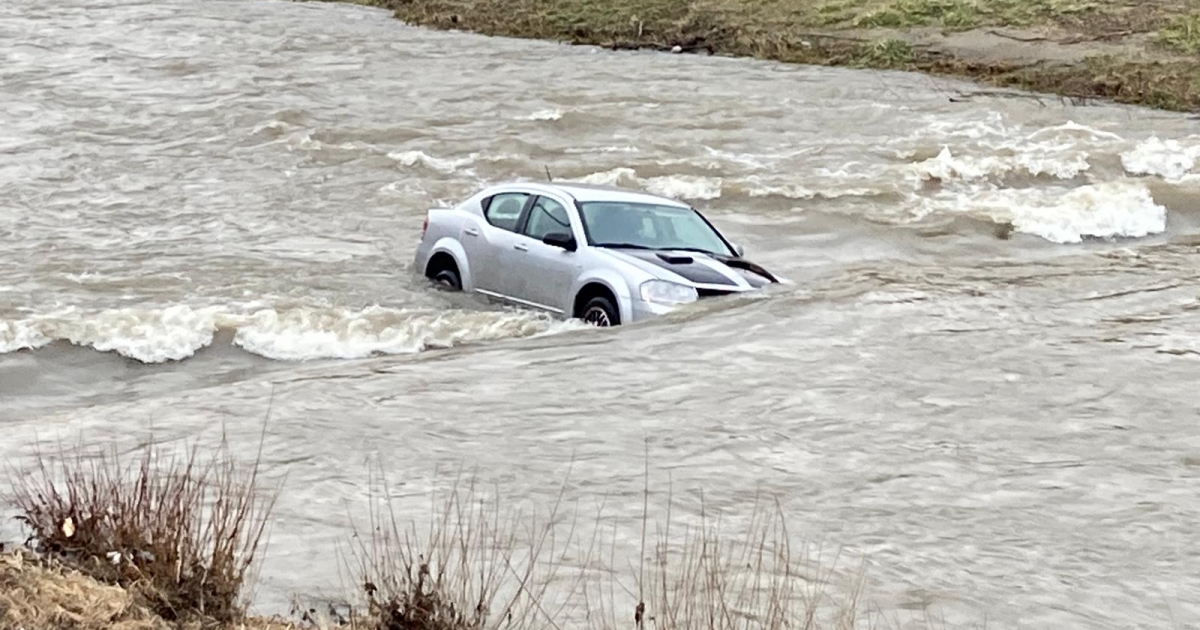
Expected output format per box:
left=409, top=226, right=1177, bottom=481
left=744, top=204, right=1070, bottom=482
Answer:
left=639, top=280, right=698, bottom=305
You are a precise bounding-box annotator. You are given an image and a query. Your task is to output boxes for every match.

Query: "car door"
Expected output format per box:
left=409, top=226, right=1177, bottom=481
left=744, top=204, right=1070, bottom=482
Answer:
left=461, top=191, right=532, bottom=297
left=504, top=194, right=583, bottom=314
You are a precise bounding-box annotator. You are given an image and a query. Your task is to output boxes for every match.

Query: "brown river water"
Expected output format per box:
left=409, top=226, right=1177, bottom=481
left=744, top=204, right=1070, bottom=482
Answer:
left=3, top=0, right=1200, bottom=627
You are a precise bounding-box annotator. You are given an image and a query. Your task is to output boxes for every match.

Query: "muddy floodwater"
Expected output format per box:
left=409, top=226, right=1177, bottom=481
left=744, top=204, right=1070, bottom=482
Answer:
left=3, top=0, right=1200, bottom=627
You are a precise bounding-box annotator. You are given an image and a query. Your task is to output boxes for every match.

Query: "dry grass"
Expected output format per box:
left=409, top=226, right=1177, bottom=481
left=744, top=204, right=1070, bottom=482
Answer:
left=0, top=548, right=169, bottom=630
left=0, top=548, right=300, bottom=630
left=342, top=467, right=615, bottom=630
left=6, top=434, right=279, bottom=625
left=340, top=463, right=873, bottom=630
left=999, top=55, right=1200, bottom=111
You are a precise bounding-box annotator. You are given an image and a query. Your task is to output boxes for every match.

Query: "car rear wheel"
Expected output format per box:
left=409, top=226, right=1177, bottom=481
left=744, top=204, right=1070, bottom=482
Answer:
left=581, top=296, right=619, bottom=327
left=433, top=268, right=462, bottom=291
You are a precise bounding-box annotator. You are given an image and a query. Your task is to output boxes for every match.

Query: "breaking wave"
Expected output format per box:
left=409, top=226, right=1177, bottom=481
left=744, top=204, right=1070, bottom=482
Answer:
left=387, top=150, right=477, bottom=174
left=1121, top=136, right=1200, bottom=182
left=914, top=145, right=1091, bottom=183
left=569, top=167, right=884, bottom=201
left=1004, top=183, right=1167, bottom=244
left=642, top=175, right=723, bottom=200
left=517, top=108, right=564, bottom=121
left=0, top=304, right=579, bottom=364
left=894, top=122, right=1187, bottom=243
left=914, top=181, right=1167, bottom=244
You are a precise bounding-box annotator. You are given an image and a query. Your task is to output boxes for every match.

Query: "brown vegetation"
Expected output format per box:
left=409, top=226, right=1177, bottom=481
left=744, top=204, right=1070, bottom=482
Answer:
left=1, top=548, right=169, bottom=630
left=342, top=468, right=872, bottom=630
left=6, top=437, right=278, bottom=627
left=348, top=0, right=1200, bottom=112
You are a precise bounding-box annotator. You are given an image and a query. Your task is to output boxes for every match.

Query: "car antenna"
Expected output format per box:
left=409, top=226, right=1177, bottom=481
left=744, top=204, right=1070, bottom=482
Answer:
left=544, top=165, right=553, bottom=182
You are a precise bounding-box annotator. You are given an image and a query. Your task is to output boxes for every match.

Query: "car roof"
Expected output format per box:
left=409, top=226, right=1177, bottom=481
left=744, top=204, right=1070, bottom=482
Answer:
left=485, top=181, right=692, bottom=208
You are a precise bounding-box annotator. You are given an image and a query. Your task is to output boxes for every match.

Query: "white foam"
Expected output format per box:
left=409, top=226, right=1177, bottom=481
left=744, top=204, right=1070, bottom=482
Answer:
left=249, top=119, right=294, bottom=136
left=701, top=146, right=819, bottom=170
left=0, top=319, right=51, bottom=353
left=518, top=108, right=564, bottom=121
left=915, top=143, right=1091, bottom=183
left=969, top=182, right=1167, bottom=244
left=568, top=168, right=723, bottom=201
left=745, top=182, right=817, bottom=199
left=572, top=167, right=884, bottom=201
left=231, top=305, right=562, bottom=361
left=571, top=167, right=639, bottom=187
left=1023, top=120, right=1124, bottom=143
left=379, top=180, right=425, bottom=196
left=1121, top=137, right=1200, bottom=181
left=0, top=303, right=574, bottom=363
left=387, top=150, right=476, bottom=174
left=563, top=145, right=640, bottom=155
left=643, top=175, right=723, bottom=200
left=0, top=305, right=222, bottom=362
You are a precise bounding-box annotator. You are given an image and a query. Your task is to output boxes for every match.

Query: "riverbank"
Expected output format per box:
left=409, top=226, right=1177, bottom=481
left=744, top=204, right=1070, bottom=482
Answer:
left=348, top=0, right=1200, bottom=113
left=1, top=437, right=874, bottom=630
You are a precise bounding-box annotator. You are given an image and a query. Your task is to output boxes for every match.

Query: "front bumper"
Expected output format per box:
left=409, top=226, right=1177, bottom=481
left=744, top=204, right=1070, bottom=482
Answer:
left=626, top=283, right=759, bottom=323
left=628, top=298, right=680, bottom=322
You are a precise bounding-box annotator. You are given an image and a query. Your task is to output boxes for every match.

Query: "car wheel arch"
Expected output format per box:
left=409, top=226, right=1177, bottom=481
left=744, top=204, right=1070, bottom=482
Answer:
left=570, top=273, right=633, bottom=324
left=425, top=238, right=473, bottom=291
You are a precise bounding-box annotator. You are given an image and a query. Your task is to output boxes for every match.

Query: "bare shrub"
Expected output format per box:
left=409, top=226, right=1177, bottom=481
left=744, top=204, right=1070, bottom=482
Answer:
left=342, top=466, right=599, bottom=630
left=7, top=434, right=278, bottom=624
left=342, top=463, right=871, bottom=630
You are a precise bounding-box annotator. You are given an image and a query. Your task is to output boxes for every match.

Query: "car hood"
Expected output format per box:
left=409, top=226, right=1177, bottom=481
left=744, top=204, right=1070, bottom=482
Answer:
left=597, top=248, right=777, bottom=289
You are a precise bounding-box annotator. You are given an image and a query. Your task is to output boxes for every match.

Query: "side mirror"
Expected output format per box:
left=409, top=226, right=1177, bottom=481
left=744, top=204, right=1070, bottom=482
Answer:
left=542, top=232, right=577, bottom=252
left=732, top=243, right=745, bottom=257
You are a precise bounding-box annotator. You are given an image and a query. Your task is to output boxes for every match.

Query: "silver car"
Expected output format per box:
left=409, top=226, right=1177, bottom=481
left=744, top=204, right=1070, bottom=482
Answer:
left=412, top=181, right=780, bottom=326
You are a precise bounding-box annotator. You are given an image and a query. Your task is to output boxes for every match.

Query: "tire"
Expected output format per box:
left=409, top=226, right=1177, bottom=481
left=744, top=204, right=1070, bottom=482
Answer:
left=432, top=268, right=462, bottom=291
left=581, top=295, right=620, bottom=327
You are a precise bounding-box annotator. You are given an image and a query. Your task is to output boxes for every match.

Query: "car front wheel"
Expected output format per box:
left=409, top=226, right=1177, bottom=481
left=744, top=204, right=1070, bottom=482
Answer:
left=581, top=296, right=619, bottom=327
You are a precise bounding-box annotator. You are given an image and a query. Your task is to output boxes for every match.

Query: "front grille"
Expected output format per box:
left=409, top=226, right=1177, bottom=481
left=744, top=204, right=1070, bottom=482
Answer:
left=697, top=288, right=736, bottom=298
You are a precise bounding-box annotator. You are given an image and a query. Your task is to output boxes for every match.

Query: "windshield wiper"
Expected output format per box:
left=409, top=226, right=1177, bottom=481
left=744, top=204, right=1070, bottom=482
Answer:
left=593, top=242, right=654, bottom=250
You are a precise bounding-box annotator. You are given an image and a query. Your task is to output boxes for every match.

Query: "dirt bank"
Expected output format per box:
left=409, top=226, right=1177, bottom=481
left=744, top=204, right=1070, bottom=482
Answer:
left=348, top=0, right=1200, bottom=113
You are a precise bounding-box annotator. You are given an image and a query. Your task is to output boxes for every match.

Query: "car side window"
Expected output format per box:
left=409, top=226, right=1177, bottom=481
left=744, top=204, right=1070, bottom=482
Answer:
left=483, top=193, right=529, bottom=232
left=523, top=197, right=572, bottom=241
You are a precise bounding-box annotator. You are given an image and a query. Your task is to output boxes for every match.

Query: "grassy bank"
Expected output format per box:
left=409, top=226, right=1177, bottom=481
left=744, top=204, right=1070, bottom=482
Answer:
left=353, top=0, right=1200, bottom=113
left=2, top=438, right=878, bottom=630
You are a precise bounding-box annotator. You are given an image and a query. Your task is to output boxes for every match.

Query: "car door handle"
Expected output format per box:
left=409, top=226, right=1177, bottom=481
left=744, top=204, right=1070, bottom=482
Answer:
left=464, top=228, right=479, bottom=237
left=513, top=243, right=528, bottom=252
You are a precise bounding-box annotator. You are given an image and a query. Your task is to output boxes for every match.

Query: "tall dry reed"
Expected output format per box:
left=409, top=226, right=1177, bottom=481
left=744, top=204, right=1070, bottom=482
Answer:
left=341, top=462, right=871, bottom=630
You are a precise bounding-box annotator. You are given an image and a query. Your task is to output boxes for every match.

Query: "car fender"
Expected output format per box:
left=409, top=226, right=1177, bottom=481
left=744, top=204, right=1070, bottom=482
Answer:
left=426, top=237, right=474, bottom=291
left=568, top=268, right=637, bottom=323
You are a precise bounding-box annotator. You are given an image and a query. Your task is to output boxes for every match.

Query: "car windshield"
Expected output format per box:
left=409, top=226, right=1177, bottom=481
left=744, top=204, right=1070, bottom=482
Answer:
left=578, top=202, right=733, bottom=256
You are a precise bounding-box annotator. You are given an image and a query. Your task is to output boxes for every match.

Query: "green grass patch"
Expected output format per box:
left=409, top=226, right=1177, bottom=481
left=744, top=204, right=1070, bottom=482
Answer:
left=815, top=0, right=1099, bottom=31
left=855, top=0, right=982, bottom=29
left=855, top=37, right=915, bottom=67
left=1159, top=14, right=1200, bottom=55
